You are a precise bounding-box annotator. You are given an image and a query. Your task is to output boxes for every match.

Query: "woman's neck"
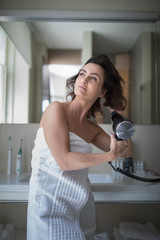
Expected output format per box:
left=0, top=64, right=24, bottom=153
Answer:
left=66, top=98, right=92, bottom=122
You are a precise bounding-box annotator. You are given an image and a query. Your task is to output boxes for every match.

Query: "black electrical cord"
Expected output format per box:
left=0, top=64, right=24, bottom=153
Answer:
left=108, top=161, right=160, bottom=182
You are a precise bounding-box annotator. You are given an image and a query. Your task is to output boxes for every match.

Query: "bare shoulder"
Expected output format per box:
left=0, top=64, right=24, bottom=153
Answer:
left=48, top=101, right=64, bottom=111
left=40, top=101, right=66, bottom=127
left=43, top=101, right=65, bottom=118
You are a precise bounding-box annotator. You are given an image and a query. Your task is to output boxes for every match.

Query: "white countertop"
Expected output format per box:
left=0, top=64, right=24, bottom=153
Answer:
left=0, top=173, right=29, bottom=202
left=0, top=171, right=160, bottom=203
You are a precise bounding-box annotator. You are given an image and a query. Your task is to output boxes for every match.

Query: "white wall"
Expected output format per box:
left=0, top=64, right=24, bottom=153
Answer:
left=0, top=22, right=32, bottom=67
left=13, top=50, right=30, bottom=123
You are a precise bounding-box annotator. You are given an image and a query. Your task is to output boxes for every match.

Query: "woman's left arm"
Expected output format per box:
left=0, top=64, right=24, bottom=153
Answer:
left=92, top=128, right=134, bottom=158
left=91, top=127, right=111, bottom=152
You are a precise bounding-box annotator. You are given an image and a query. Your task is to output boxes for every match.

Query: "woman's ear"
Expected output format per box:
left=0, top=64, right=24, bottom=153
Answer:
left=99, top=88, right=107, bottom=98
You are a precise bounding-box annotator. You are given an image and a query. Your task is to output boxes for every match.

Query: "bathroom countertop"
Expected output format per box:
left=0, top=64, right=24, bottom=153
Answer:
left=89, top=171, right=160, bottom=203
left=0, top=172, right=160, bottom=203
left=0, top=172, right=29, bottom=202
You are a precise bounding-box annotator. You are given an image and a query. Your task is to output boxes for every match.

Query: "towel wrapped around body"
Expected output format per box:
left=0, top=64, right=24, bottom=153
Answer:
left=27, top=128, right=96, bottom=240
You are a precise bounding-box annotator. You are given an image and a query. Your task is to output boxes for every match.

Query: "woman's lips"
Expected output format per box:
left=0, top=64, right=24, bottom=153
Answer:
left=79, top=86, right=87, bottom=91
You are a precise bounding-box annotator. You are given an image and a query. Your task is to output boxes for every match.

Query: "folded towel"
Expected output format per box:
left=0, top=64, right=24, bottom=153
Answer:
left=113, top=228, right=126, bottom=240
left=119, top=222, right=160, bottom=240
left=94, top=232, right=111, bottom=240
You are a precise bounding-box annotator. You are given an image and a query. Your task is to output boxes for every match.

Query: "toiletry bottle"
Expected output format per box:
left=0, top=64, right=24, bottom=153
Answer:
left=123, top=157, right=133, bottom=173
left=16, top=139, right=23, bottom=180
left=136, top=160, right=140, bottom=172
left=7, top=136, right=12, bottom=175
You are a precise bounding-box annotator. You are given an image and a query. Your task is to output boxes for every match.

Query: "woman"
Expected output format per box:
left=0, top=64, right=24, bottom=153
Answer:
left=27, top=55, right=133, bottom=240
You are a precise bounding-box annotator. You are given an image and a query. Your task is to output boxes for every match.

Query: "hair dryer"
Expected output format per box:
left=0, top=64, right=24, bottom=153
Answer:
left=111, top=111, right=135, bottom=140
left=110, top=111, right=160, bottom=182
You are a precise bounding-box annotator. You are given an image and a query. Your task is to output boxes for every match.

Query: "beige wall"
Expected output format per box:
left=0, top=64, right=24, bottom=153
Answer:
left=0, top=124, right=39, bottom=173
left=48, top=49, right=81, bottom=64
left=130, top=32, right=154, bottom=124
left=0, top=124, right=160, bottom=174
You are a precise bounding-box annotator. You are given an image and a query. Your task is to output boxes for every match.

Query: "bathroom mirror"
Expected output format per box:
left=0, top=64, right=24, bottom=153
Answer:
left=0, top=11, right=159, bottom=124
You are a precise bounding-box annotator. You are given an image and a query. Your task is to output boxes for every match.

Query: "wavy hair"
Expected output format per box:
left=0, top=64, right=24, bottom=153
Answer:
left=66, top=55, right=127, bottom=118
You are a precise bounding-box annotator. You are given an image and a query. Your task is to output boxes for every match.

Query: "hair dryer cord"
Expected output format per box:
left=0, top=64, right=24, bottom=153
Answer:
left=108, top=161, right=160, bottom=182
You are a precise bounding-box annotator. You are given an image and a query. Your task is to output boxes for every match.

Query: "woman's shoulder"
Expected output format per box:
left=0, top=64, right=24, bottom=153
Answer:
left=46, top=101, right=67, bottom=113
left=40, top=101, right=67, bottom=127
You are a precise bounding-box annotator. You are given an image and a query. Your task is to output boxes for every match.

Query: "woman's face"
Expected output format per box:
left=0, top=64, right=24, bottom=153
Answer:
left=74, top=63, right=106, bottom=102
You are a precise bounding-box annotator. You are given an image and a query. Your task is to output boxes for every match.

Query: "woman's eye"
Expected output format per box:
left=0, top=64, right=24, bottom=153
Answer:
left=91, top=76, right=97, bottom=81
left=79, top=72, right=85, bottom=76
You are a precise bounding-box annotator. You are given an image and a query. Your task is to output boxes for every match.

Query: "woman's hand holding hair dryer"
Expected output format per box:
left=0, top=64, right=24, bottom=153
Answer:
left=109, top=133, right=133, bottom=160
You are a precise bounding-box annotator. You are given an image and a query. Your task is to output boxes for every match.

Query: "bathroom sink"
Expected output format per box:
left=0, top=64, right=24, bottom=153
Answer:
left=88, top=173, right=113, bottom=183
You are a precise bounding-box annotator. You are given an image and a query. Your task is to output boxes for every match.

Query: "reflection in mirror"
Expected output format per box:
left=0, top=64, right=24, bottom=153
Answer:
left=0, top=20, right=159, bottom=124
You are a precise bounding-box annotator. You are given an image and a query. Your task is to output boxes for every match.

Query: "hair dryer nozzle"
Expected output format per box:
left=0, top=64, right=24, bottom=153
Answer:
left=111, top=111, right=135, bottom=140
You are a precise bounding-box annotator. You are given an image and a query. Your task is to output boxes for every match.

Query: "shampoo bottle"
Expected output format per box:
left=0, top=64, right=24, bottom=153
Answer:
left=16, top=139, right=23, bottom=180
left=7, top=136, right=12, bottom=175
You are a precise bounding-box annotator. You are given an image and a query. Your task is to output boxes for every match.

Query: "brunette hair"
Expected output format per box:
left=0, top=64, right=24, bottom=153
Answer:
left=66, top=55, right=127, bottom=118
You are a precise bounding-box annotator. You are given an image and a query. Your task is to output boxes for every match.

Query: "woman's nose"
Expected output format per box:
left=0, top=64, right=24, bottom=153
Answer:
left=82, top=76, right=88, bottom=84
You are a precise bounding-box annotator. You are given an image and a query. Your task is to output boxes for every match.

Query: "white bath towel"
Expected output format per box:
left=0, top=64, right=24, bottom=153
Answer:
left=94, top=232, right=112, bottom=240
left=113, top=228, right=126, bottom=240
left=119, top=222, right=160, bottom=240
left=27, top=129, right=97, bottom=240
